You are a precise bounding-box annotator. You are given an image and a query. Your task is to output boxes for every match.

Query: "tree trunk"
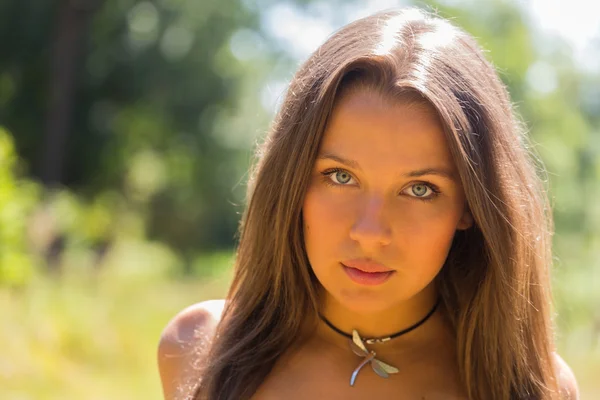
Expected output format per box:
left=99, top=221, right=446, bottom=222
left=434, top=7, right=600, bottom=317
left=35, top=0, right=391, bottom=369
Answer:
left=41, top=0, right=97, bottom=185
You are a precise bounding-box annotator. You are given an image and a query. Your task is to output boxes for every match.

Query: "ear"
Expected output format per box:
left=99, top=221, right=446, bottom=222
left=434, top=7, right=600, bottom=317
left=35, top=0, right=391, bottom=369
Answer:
left=456, top=207, right=473, bottom=230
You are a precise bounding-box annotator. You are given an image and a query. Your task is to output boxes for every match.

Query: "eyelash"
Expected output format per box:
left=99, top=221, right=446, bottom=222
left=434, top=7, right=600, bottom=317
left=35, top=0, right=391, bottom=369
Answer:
left=320, top=168, right=441, bottom=202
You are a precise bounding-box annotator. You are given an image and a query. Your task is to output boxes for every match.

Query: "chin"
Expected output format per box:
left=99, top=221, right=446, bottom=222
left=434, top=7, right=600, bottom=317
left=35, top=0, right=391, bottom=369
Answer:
left=331, top=287, right=410, bottom=315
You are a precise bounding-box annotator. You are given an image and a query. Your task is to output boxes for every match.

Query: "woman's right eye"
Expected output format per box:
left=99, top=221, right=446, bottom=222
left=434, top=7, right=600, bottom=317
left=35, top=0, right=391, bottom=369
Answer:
left=321, top=168, right=355, bottom=186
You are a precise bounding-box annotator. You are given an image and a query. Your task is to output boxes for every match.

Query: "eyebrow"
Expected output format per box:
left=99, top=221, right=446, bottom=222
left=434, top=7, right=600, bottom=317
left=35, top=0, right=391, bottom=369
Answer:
left=316, top=152, right=457, bottom=181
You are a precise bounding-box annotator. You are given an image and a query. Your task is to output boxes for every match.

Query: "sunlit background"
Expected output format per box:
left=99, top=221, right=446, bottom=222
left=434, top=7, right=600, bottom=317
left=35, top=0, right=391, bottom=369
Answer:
left=0, top=0, right=598, bottom=398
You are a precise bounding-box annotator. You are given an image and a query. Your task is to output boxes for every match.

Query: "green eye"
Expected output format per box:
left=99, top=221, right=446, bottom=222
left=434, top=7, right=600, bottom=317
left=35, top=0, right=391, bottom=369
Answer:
left=411, top=184, right=430, bottom=197
left=405, top=182, right=441, bottom=201
left=334, top=171, right=352, bottom=184
left=320, top=168, right=355, bottom=186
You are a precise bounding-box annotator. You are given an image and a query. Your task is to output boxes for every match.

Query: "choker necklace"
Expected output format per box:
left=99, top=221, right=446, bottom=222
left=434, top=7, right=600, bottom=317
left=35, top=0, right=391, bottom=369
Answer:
left=319, top=299, right=440, bottom=386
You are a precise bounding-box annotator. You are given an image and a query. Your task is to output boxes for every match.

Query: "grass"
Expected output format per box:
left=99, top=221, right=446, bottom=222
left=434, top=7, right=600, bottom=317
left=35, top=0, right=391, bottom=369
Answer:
left=0, top=263, right=232, bottom=400
left=1, top=256, right=598, bottom=399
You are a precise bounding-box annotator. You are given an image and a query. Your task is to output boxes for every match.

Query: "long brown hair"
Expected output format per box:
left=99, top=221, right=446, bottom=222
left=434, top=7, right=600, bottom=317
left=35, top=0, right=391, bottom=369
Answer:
left=193, top=8, right=559, bottom=400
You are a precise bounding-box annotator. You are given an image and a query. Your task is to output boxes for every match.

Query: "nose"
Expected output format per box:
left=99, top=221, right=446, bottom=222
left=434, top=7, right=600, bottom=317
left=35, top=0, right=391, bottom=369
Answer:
left=349, top=195, right=392, bottom=247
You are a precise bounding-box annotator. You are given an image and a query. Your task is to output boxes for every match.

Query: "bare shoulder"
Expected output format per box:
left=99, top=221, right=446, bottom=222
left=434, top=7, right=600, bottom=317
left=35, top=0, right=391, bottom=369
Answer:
left=157, top=299, right=226, bottom=400
left=554, top=352, right=579, bottom=400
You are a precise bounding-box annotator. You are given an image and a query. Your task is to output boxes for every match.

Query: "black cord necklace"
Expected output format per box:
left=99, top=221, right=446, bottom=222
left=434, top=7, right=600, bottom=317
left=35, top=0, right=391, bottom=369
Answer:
left=320, top=298, right=440, bottom=344
left=319, top=299, right=441, bottom=386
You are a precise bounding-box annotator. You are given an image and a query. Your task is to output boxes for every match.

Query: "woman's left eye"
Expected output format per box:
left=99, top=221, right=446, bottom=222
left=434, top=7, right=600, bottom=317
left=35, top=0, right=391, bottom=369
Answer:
left=403, top=183, right=440, bottom=200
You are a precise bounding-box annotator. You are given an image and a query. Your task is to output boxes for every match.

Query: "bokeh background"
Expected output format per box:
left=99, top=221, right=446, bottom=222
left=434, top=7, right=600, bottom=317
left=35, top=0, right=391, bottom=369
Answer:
left=1, top=0, right=598, bottom=398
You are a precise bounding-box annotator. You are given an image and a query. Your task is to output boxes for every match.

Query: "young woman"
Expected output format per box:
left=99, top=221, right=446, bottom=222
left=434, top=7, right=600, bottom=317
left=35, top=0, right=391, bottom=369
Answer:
left=158, top=8, right=579, bottom=400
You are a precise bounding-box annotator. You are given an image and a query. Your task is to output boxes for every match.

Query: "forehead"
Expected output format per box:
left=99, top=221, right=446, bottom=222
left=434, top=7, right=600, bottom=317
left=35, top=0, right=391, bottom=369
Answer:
left=319, top=89, right=455, bottom=170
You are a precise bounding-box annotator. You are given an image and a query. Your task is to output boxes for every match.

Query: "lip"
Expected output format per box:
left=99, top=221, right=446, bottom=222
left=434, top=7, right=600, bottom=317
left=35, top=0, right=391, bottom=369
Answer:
left=341, top=259, right=395, bottom=286
left=342, top=258, right=394, bottom=273
left=342, top=265, right=395, bottom=286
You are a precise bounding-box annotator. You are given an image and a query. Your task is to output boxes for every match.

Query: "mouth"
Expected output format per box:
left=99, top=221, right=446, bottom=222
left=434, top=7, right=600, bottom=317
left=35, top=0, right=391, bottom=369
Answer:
left=341, top=258, right=394, bottom=273
left=340, top=262, right=395, bottom=286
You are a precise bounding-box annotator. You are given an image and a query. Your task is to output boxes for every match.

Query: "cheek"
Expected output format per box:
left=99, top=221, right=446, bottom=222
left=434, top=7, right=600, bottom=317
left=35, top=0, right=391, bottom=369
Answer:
left=302, top=186, right=345, bottom=256
left=302, top=183, right=358, bottom=282
left=393, top=202, right=462, bottom=271
left=400, top=205, right=458, bottom=239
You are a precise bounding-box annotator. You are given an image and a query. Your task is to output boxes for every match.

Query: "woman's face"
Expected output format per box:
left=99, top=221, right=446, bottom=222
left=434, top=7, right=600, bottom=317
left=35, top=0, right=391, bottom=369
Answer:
left=302, top=88, right=472, bottom=313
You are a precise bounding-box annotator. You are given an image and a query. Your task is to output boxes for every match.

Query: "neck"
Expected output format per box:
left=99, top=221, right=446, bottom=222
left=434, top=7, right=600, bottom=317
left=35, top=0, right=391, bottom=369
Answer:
left=315, top=285, right=444, bottom=351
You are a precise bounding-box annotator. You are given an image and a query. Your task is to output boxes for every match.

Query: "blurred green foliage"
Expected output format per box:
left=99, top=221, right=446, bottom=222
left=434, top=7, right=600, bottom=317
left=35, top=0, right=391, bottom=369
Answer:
left=0, top=0, right=272, bottom=259
left=0, top=128, right=41, bottom=286
left=1, top=254, right=233, bottom=399
left=0, top=0, right=598, bottom=398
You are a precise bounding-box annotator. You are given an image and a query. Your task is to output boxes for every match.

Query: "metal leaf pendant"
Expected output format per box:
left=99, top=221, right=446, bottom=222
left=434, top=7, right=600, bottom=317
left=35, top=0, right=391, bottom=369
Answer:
left=348, top=330, right=399, bottom=386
